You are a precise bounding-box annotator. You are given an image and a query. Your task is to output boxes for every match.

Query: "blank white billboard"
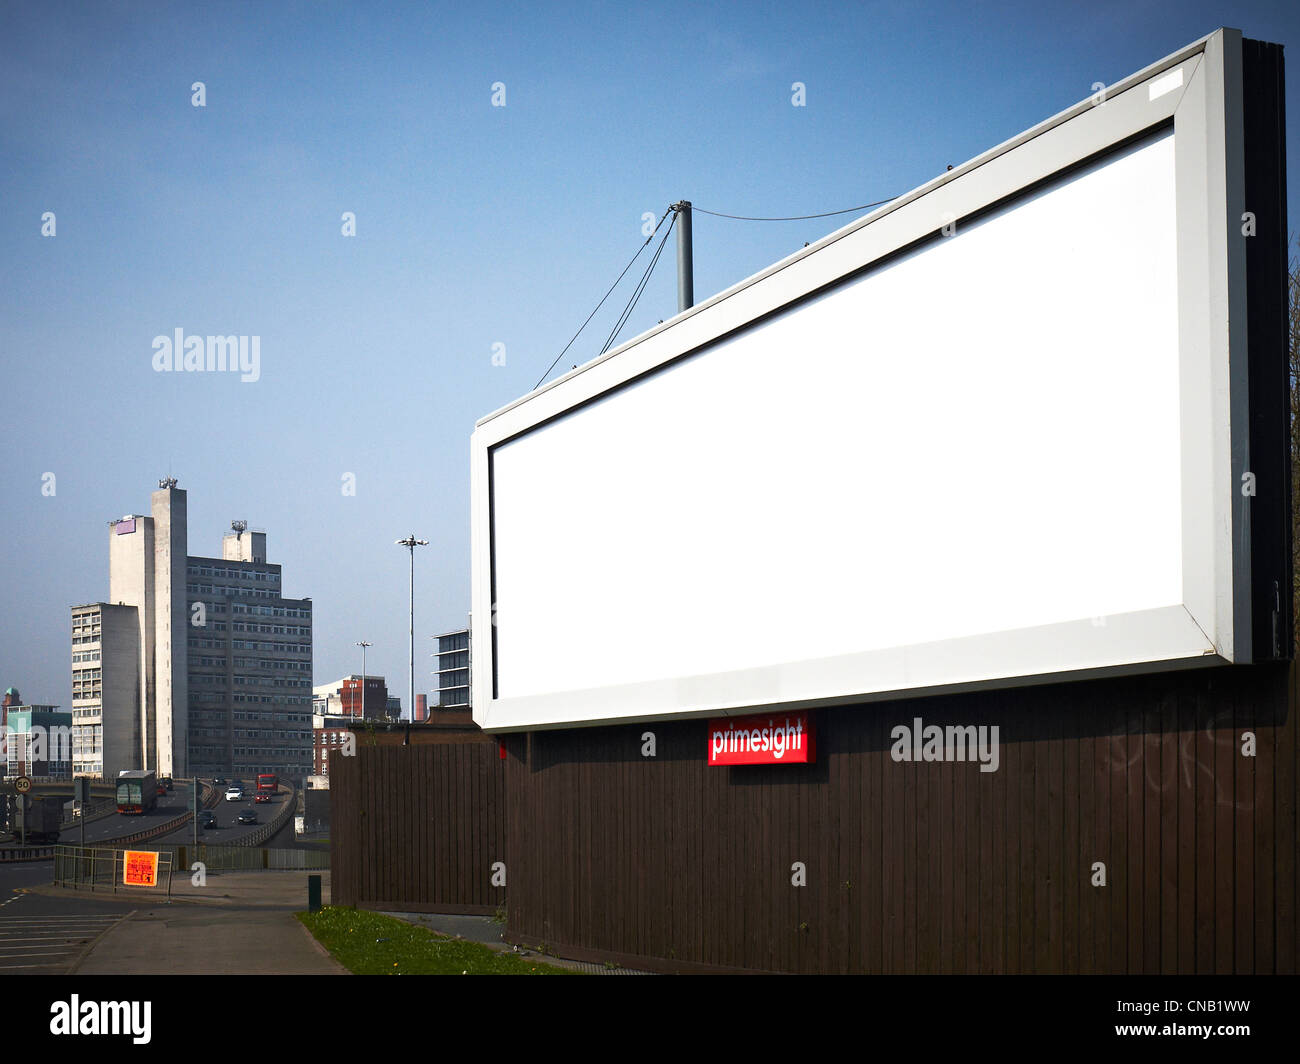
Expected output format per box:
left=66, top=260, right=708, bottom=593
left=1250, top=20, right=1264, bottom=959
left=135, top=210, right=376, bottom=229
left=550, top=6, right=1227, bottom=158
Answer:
left=472, top=29, right=1280, bottom=731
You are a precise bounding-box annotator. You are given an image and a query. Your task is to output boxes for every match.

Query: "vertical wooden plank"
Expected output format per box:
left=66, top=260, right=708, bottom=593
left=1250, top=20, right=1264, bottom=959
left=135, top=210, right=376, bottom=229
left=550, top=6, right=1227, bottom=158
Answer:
left=902, top=711, right=916, bottom=973
left=1195, top=683, right=1216, bottom=972
left=958, top=713, right=976, bottom=974
left=882, top=708, right=900, bottom=973
left=938, top=714, right=955, bottom=974
left=1177, top=682, right=1197, bottom=972
left=1277, top=663, right=1297, bottom=974
left=1236, top=678, right=1256, bottom=973
left=869, top=709, right=883, bottom=973
left=1092, top=708, right=1111, bottom=973
left=1159, top=691, right=1179, bottom=974
left=1142, top=701, right=1162, bottom=974
left=469, top=744, right=478, bottom=908
left=985, top=704, right=1004, bottom=973
left=1126, top=700, right=1144, bottom=974
left=1021, top=693, right=1039, bottom=973
left=401, top=748, right=411, bottom=906
left=1061, top=701, right=1079, bottom=974
left=914, top=718, right=931, bottom=973
left=1110, top=702, right=1128, bottom=974
left=1215, top=691, right=1235, bottom=973
left=845, top=717, right=861, bottom=974
left=465, top=746, right=476, bottom=907
left=449, top=744, right=460, bottom=906
left=1044, top=696, right=1062, bottom=973
left=366, top=747, right=377, bottom=905
left=1077, top=716, right=1095, bottom=974
left=1004, top=696, right=1020, bottom=973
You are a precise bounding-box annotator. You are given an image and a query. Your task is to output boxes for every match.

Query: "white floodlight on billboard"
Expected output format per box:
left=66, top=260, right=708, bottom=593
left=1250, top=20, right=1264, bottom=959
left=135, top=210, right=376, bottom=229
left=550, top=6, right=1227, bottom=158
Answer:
left=471, top=28, right=1289, bottom=732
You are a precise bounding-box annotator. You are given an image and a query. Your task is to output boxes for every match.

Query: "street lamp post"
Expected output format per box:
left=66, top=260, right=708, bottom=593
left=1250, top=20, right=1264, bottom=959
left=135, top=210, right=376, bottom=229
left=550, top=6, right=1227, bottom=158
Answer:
left=354, top=641, right=371, bottom=721
left=396, top=535, right=428, bottom=736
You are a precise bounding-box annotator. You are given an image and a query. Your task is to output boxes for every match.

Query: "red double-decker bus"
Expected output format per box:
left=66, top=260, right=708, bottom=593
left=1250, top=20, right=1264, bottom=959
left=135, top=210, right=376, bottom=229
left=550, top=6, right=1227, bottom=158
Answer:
left=255, top=773, right=277, bottom=803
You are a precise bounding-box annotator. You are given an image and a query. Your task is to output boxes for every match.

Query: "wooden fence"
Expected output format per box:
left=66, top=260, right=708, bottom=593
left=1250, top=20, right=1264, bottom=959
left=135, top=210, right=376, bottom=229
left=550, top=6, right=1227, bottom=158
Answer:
left=330, top=739, right=507, bottom=915
left=329, top=661, right=1297, bottom=972
left=501, top=661, right=1297, bottom=973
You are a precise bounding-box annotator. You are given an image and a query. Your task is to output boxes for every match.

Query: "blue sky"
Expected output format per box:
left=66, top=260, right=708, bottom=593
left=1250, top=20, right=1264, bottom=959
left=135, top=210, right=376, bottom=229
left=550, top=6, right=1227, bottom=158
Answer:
left=2, top=0, right=1298, bottom=710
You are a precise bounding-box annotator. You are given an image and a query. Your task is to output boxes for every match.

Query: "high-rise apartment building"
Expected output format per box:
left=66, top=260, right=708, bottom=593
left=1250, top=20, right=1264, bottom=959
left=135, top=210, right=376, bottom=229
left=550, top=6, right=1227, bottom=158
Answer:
left=434, top=628, right=470, bottom=711
left=71, top=479, right=313, bottom=780
left=69, top=602, right=140, bottom=777
left=186, top=520, right=314, bottom=779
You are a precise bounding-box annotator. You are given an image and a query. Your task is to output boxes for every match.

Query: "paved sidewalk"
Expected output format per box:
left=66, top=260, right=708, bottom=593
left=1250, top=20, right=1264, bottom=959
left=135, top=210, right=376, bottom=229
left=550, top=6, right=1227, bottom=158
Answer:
left=37, top=870, right=346, bottom=975
left=71, top=906, right=346, bottom=974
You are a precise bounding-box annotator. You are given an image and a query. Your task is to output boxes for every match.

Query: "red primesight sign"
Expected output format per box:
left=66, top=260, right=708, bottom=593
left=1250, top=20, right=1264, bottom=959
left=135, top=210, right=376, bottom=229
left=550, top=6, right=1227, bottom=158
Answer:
left=708, top=711, right=815, bottom=766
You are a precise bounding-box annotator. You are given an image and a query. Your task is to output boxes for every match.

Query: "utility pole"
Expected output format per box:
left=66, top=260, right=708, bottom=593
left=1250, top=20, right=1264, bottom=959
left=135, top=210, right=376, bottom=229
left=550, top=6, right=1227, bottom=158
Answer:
left=673, top=200, right=694, bottom=313
left=355, top=641, right=371, bottom=721
left=396, top=535, right=428, bottom=737
left=192, top=776, right=198, bottom=849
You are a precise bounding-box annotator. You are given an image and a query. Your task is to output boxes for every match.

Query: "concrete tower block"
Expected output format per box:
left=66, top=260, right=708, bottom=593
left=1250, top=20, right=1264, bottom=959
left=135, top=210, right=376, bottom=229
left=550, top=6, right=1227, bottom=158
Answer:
left=152, top=481, right=188, bottom=776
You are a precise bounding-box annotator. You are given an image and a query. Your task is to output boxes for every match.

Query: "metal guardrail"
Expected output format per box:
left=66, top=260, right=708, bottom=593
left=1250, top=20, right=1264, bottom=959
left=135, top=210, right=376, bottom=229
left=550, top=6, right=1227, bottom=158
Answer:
left=242, top=783, right=297, bottom=846
left=0, top=845, right=55, bottom=862
left=59, top=795, right=118, bottom=830
left=99, top=808, right=193, bottom=847
left=170, top=843, right=329, bottom=871
left=53, top=844, right=175, bottom=897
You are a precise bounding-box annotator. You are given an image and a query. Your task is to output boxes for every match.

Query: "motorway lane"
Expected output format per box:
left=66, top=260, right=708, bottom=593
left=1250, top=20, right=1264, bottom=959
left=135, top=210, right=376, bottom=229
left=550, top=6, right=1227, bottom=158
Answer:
left=2, top=778, right=298, bottom=850
left=151, top=778, right=293, bottom=845
left=0, top=787, right=191, bottom=848
left=50, top=780, right=201, bottom=846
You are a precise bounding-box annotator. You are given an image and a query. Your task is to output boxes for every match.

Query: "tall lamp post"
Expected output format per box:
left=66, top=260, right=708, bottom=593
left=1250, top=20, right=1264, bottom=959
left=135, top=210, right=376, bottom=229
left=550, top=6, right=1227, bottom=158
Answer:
left=354, top=641, right=371, bottom=720
left=396, top=535, right=428, bottom=736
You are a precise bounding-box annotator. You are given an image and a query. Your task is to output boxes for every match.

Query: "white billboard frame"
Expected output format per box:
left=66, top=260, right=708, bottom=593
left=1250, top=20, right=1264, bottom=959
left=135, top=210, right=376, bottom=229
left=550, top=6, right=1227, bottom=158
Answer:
left=471, top=28, right=1261, bottom=732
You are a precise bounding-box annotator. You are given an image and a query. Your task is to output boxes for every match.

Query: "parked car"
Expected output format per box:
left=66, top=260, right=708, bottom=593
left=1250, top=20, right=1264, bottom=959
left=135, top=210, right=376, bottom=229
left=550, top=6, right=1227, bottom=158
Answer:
left=197, top=810, right=216, bottom=830
left=237, top=808, right=257, bottom=825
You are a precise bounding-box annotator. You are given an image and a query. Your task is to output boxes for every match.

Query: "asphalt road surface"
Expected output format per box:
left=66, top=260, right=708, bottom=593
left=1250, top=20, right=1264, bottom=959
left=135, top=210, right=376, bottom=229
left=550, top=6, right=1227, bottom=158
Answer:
left=0, top=859, right=137, bottom=974
left=2, top=778, right=296, bottom=849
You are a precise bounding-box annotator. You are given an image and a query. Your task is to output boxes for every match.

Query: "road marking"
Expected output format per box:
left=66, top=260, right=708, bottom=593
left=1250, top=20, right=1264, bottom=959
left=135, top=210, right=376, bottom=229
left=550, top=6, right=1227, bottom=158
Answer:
left=0, top=912, right=132, bottom=973
left=0, top=960, right=71, bottom=969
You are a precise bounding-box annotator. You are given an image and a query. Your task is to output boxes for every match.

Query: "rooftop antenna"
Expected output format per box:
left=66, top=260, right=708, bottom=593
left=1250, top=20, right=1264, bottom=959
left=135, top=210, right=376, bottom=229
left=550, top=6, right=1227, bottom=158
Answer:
left=231, top=519, right=247, bottom=541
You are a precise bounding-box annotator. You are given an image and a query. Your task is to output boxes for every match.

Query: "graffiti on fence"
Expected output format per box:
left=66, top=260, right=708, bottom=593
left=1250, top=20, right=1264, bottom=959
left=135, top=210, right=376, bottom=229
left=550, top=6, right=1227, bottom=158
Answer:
left=1103, top=704, right=1256, bottom=811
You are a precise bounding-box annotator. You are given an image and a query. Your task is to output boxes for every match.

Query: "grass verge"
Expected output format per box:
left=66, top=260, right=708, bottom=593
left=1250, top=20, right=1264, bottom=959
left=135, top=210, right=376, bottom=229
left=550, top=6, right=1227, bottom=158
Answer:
left=297, top=906, right=580, bottom=975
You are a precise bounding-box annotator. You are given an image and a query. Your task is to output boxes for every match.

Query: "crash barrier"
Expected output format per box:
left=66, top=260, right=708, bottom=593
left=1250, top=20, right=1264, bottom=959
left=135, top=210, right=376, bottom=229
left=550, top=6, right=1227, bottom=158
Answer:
left=170, top=843, right=329, bottom=871
left=226, top=783, right=298, bottom=848
left=53, top=843, right=174, bottom=897
left=0, top=845, right=54, bottom=862
left=59, top=796, right=118, bottom=830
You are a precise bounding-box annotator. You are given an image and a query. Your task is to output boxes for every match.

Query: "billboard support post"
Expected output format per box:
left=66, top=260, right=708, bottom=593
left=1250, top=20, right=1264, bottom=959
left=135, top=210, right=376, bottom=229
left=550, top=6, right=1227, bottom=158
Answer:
left=674, top=200, right=693, bottom=312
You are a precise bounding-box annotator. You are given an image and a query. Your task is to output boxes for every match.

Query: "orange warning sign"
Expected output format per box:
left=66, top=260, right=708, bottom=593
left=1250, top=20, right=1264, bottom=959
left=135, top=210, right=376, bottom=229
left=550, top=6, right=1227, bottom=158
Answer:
left=122, top=850, right=159, bottom=886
